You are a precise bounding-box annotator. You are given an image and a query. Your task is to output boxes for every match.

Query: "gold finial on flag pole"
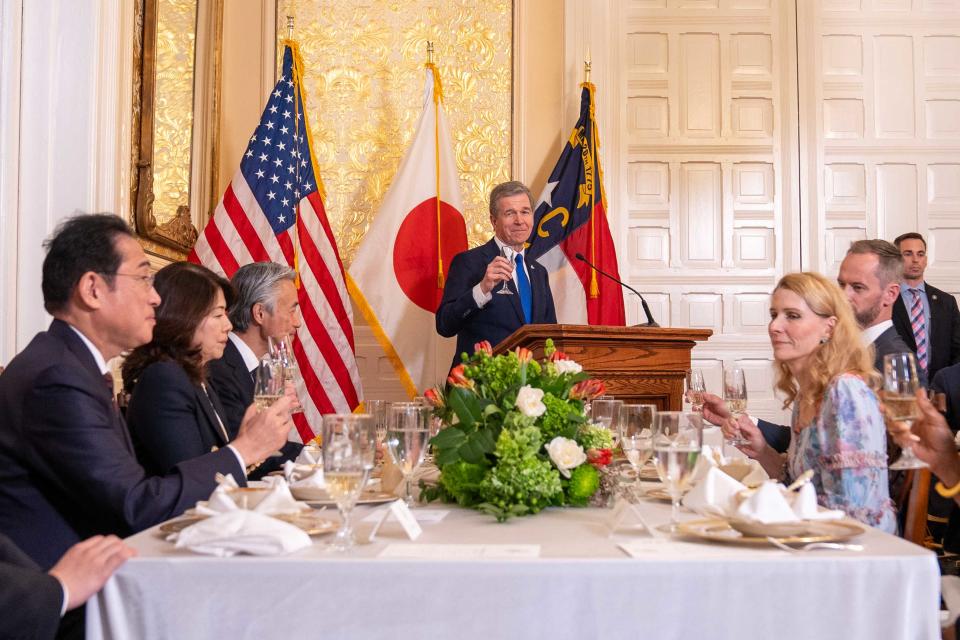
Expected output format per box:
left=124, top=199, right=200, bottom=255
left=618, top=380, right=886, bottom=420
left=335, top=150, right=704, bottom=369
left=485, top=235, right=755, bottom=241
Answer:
left=584, top=47, right=592, bottom=83
left=427, top=41, right=434, bottom=65
left=286, top=15, right=295, bottom=39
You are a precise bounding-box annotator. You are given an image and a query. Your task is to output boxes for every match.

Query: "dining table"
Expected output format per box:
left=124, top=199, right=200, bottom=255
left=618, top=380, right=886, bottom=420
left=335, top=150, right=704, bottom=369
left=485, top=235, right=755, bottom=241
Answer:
left=86, top=487, right=940, bottom=640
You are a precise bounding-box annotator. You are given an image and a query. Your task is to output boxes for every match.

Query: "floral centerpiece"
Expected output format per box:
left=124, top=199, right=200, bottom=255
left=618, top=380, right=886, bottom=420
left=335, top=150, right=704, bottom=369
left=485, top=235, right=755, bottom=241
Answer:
left=421, top=339, right=612, bottom=522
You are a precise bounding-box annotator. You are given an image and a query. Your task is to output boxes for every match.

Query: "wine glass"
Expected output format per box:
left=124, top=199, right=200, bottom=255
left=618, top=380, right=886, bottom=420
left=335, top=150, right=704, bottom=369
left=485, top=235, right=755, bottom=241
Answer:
left=364, top=400, right=391, bottom=466
left=321, top=414, right=375, bottom=551
left=685, top=369, right=706, bottom=413
left=653, top=411, right=704, bottom=532
left=884, top=352, right=928, bottom=470
left=496, top=245, right=514, bottom=295
left=386, top=402, right=431, bottom=506
left=620, top=404, right=657, bottom=497
left=722, top=367, right=749, bottom=446
left=252, top=357, right=285, bottom=410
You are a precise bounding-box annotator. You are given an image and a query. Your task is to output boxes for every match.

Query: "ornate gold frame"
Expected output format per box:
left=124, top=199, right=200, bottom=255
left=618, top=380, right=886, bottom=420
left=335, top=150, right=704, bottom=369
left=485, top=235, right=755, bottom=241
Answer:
left=131, top=0, right=223, bottom=260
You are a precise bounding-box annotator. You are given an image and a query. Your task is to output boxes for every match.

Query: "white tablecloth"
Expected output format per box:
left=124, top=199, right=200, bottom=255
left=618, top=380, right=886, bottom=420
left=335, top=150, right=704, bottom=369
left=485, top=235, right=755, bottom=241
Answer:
left=87, top=496, right=940, bottom=640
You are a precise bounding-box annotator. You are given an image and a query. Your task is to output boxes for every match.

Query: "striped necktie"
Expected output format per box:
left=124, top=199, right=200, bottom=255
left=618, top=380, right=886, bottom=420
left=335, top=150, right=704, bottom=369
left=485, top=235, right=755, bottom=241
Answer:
left=909, top=288, right=928, bottom=372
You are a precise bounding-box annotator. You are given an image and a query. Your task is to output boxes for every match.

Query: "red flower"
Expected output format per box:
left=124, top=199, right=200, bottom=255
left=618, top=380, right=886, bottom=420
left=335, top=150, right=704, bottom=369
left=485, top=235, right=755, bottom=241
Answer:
left=423, top=387, right=445, bottom=407
left=570, top=379, right=605, bottom=400
left=447, top=364, right=474, bottom=389
left=587, top=448, right=613, bottom=467
left=548, top=350, right=569, bottom=362
left=515, top=347, right=533, bottom=364
left=473, top=340, right=493, bottom=356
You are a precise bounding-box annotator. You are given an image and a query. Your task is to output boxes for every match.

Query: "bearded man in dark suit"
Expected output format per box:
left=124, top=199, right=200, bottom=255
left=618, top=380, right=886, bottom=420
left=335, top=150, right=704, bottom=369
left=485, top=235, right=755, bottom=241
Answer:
left=437, top=181, right=557, bottom=368
left=0, top=215, right=294, bottom=570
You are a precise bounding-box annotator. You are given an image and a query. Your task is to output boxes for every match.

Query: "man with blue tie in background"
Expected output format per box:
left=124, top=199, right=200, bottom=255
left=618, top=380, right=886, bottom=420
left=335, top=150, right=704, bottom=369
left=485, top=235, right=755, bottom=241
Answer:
left=437, top=181, right=557, bottom=368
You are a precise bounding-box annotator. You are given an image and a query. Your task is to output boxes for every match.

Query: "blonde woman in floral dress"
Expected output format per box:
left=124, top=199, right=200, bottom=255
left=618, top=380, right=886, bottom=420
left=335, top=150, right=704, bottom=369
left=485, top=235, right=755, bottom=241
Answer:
left=724, top=272, right=897, bottom=533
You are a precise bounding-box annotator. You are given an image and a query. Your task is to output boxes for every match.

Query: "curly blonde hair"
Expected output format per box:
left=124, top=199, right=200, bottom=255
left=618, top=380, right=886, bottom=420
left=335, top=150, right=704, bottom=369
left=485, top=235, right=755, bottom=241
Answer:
left=772, top=272, right=878, bottom=416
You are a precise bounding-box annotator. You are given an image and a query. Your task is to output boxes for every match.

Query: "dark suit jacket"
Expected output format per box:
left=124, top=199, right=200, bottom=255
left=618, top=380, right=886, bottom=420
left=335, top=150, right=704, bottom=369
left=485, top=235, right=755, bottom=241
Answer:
left=758, top=325, right=921, bottom=454
left=893, top=282, right=960, bottom=382
left=205, top=339, right=303, bottom=477
left=126, top=361, right=232, bottom=476
left=206, top=339, right=253, bottom=439
left=436, top=238, right=557, bottom=368
left=933, top=363, right=960, bottom=434
left=0, top=320, right=244, bottom=569
left=0, top=533, right=63, bottom=640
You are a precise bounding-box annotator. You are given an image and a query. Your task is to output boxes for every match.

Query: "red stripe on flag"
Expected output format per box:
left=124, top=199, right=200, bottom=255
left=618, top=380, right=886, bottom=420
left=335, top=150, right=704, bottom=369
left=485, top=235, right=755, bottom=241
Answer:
left=292, top=335, right=332, bottom=413
left=202, top=219, right=240, bottom=277
left=297, top=288, right=360, bottom=408
left=276, top=227, right=296, bottom=268
left=297, top=219, right=355, bottom=350
left=559, top=201, right=625, bottom=325
left=306, top=192, right=347, bottom=280
left=223, top=184, right=271, bottom=263
left=292, top=412, right=314, bottom=443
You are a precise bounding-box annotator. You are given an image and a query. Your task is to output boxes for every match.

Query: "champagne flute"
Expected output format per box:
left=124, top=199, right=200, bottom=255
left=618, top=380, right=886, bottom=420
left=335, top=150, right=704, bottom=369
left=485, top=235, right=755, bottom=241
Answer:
left=884, top=352, right=928, bottom=470
left=723, top=367, right=749, bottom=446
left=620, top=404, right=657, bottom=497
left=322, top=414, right=375, bottom=551
left=252, top=358, right=285, bottom=410
left=653, top=411, right=703, bottom=532
left=496, top=245, right=514, bottom=295
left=685, top=369, right=706, bottom=413
left=386, top=402, right=431, bottom=506
left=268, top=336, right=301, bottom=387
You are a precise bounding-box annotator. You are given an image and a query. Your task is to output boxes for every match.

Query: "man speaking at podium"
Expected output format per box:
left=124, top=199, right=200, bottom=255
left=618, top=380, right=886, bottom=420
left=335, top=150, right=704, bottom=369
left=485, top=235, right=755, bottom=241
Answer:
left=436, top=181, right=557, bottom=368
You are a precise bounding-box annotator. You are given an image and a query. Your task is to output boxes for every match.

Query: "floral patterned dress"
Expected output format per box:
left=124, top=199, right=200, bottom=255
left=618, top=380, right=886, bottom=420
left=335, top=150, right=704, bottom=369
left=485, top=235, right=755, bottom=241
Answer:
left=786, top=373, right=897, bottom=533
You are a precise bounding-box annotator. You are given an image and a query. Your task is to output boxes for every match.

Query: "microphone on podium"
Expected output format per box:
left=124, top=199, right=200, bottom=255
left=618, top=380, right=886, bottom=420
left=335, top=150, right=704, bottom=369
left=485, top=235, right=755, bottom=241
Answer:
left=573, top=253, right=659, bottom=327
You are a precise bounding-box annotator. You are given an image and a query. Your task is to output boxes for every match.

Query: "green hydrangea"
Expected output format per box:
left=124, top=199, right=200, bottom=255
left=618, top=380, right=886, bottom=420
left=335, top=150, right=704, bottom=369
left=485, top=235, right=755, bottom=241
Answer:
left=477, top=427, right=562, bottom=520
left=577, top=423, right=613, bottom=450
left=538, top=393, right=582, bottom=442
left=438, top=461, right=487, bottom=507
left=564, top=464, right=600, bottom=506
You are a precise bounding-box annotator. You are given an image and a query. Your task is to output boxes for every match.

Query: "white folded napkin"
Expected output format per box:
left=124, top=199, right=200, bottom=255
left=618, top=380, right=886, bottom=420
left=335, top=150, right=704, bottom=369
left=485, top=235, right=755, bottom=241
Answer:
left=296, top=446, right=321, bottom=466
left=283, top=460, right=326, bottom=487
left=791, top=482, right=844, bottom=520
left=688, top=444, right=724, bottom=487
left=719, top=459, right=769, bottom=487
left=173, top=510, right=311, bottom=557
left=683, top=466, right=747, bottom=517
left=196, top=475, right=307, bottom=516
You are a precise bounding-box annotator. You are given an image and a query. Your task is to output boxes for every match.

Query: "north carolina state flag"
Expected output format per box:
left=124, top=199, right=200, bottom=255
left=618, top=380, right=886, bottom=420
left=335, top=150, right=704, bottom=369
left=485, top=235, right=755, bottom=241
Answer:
left=527, top=83, right=627, bottom=326
left=347, top=64, right=467, bottom=395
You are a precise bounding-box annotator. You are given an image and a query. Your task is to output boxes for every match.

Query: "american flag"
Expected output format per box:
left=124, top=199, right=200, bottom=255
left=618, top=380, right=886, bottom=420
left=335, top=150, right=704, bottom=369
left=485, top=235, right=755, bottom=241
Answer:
left=189, top=41, right=361, bottom=440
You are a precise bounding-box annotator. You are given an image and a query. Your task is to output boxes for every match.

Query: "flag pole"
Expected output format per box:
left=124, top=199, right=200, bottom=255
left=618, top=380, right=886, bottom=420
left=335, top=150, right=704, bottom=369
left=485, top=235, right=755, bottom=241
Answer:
left=428, top=41, right=446, bottom=289
left=286, top=15, right=303, bottom=288
left=584, top=51, right=599, bottom=298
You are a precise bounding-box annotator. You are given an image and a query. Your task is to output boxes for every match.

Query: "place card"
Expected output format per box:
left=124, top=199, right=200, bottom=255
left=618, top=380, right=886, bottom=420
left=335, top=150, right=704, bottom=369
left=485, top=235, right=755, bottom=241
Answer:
left=361, top=508, right=449, bottom=525
left=367, top=500, right=423, bottom=542
left=379, top=544, right=540, bottom=560
left=606, top=498, right=662, bottom=538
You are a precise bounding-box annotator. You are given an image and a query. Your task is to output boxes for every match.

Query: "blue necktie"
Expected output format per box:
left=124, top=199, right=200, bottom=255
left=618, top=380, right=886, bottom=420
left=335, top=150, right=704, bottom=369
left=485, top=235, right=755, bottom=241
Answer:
left=515, top=253, right=532, bottom=324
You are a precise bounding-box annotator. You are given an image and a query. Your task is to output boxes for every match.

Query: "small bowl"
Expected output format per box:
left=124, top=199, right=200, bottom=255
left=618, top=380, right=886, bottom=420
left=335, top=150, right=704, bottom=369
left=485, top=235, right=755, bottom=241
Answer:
left=726, top=518, right=814, bottom=538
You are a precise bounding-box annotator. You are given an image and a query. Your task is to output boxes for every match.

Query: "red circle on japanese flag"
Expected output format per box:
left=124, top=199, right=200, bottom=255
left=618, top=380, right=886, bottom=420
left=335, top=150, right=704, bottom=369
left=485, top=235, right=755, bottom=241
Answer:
left=393, top=197, right=468, bottom=313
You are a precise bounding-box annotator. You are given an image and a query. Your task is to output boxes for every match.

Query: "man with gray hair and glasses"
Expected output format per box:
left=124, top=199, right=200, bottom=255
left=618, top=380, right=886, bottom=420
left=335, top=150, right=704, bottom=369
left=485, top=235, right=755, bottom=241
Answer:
left=208, top=262, right=304, bottom=466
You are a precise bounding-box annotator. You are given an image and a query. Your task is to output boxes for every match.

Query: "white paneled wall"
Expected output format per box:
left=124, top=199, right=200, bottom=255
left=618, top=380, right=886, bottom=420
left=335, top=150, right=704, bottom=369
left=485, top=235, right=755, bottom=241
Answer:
left=569, top=0, right=800, bottom=422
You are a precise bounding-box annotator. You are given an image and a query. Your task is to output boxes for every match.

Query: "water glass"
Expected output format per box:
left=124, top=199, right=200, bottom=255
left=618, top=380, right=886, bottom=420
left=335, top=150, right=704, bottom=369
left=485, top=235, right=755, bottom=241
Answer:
left=620, top=404, right=657, bottom=496
left=322, top=414, right=375, bottom=551
left=591, top=398, right=623, bottom=443
left=653, top=411, right=704, bottom=532
left=386, top=402, right=431, bottom=506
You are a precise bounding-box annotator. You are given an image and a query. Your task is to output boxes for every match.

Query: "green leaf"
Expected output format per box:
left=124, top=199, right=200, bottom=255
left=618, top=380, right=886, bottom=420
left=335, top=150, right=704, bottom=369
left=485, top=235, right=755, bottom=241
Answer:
left=435, top=447, right=462, bottom=466
left=430, top=426, right=467, bottom=450
left=447, top=387, right=482, bottom=428
left=459, top=428, right=497, bottom=465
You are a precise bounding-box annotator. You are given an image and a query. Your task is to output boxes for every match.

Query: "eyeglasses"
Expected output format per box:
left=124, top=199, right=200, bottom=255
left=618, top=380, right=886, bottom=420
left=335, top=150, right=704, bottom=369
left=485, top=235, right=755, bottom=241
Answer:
left=98, top=272, right=156, bottom=288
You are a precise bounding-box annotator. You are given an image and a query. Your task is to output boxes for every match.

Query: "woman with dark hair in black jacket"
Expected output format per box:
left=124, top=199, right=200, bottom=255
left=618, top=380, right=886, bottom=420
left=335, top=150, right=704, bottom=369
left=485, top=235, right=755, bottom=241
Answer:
left=122, top=262, right=239, bottom=475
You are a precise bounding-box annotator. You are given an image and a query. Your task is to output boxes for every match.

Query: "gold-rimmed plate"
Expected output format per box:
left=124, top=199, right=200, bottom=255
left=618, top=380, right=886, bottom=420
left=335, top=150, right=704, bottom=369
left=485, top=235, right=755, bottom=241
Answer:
left=157, top=512, right=337, bottom=537
left=642, top=487, right=674, bottom=502
left=297, top=489, right=397, bottom=507
left=676, top=518, right=866, bottom=546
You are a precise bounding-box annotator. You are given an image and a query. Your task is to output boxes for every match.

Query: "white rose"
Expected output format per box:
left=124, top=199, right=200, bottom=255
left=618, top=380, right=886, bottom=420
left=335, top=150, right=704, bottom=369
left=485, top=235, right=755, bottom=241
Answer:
left=545, top=437, right=587, bottom=478
left=553, top=359, right=583, bottom=375
left=515, top=385, right=546, bottom=418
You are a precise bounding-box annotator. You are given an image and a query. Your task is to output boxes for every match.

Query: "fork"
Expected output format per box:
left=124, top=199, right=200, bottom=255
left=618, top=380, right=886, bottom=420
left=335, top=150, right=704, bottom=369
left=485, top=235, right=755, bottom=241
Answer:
left=765, top=536, right=864, bottom=553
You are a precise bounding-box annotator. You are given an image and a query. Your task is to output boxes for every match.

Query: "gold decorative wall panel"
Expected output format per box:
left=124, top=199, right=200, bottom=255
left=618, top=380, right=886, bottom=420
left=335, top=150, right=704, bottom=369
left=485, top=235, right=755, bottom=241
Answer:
left=152, top=0, right=198, bottom=224
left=277, top=0, right=512, bottom=263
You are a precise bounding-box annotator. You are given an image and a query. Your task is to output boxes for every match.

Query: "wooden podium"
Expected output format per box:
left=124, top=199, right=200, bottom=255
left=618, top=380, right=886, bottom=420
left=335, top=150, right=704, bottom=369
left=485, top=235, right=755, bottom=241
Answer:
left=494, top=324, right=712, bottom=410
